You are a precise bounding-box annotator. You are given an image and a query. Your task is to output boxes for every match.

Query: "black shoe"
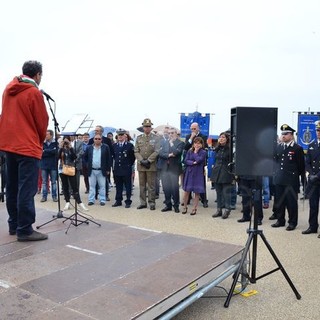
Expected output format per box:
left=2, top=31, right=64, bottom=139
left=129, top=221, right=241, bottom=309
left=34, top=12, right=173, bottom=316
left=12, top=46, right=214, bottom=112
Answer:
left=286, top=225, right=296, bottom=231
left=137, top=205, right=147, bottom=209
left=237, top=218, right=250, bottom=223
left=258, top=220, right=262, bottom=225
left=40, top=197, right=47, bottom=202
left=100, top=202, right=105, bottom=206
left=85, top=190, right=89, bottom=194
left=17, top=230, right=48, bottom=242
left=150, top=205, right=156, bottom=210
left=9, top=229, right=16, bottom=235
left=203, top=201, right=208, bottom=208
left=112, top=202, right=122, bottom=207
left=106, top=196, right=110, bottom=201
left=222, top=209, right=231, bottom=219
left=271, top=221, right=285, bottom=228
left=125, top=204, right=131, bottom=208
left=88, top=202, right=94, bottom=206
left=174, top=207, right=180, bottom=213
left=269, top=214, right=277, bottom=220
left=161, top=206, right=172, bottom=212
left=302, top=228, right=317, bottom=234
left=212, top=210, right=222, bottom=218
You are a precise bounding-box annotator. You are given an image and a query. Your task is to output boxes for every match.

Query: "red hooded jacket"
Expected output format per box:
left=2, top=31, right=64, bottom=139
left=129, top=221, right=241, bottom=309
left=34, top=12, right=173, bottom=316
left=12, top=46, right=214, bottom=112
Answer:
left=0, top=76, right=49, bottom=159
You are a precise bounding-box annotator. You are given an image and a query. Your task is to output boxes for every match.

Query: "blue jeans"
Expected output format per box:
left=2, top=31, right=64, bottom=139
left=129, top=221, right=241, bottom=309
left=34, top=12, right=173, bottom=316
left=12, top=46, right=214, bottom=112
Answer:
left=5, top=152, right=39, bottom=236
left=262, top=176, right=270, bottom=204
left=89, top=170, right=106, bottom=203
left=41, top=169, right=57, bottom=199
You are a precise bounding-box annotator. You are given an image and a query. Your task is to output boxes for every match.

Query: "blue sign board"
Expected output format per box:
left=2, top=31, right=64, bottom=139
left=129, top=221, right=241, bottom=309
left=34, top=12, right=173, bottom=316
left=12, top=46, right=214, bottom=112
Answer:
left=297, top=113, right=320, bottom=152
left=180, top=111, right=210, bottom=138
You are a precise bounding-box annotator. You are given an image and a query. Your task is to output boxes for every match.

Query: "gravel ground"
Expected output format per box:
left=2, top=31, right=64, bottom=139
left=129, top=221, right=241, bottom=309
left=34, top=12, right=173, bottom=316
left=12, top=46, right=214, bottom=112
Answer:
left=35, top=180, right=319, bottom=320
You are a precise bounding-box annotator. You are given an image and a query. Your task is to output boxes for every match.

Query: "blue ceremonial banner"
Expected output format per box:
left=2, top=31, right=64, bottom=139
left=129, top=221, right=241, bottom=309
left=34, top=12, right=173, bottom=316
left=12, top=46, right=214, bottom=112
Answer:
left=180, top=111, right=210, bottom=138
left=297, top=113, right=320, bottom=152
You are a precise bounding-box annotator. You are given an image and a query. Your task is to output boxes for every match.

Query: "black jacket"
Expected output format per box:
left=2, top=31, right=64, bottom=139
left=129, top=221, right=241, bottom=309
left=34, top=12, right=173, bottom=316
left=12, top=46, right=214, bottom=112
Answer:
left=84, top=144, right=111, bottom=177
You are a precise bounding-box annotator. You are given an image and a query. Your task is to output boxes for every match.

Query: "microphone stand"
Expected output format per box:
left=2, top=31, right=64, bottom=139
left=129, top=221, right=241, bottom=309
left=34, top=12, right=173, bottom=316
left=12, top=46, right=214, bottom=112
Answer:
left=37, top=95, right=65, bottom=229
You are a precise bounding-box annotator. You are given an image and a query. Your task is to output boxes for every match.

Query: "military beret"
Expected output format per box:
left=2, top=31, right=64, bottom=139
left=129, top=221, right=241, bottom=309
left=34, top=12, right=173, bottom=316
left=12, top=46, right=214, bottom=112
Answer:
left=280, top=124, right=295, bottom=134
left=142, top=118, right=153, bottom=127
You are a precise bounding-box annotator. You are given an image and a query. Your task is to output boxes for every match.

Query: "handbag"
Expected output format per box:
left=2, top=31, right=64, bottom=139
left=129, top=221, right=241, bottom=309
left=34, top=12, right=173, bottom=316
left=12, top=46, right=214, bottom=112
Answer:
left=62, top=164, right=75, bottom=176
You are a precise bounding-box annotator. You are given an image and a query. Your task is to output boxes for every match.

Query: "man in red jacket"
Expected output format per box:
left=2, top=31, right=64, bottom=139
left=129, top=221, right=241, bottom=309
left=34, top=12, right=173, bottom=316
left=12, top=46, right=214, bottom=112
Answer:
left=0, top=60, right=49, bottom=241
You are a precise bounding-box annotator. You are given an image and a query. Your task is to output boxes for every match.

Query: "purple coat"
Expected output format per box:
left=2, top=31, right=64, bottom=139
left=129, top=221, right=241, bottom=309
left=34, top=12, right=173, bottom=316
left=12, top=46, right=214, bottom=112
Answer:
left=183, top=148, right=206, bottom=193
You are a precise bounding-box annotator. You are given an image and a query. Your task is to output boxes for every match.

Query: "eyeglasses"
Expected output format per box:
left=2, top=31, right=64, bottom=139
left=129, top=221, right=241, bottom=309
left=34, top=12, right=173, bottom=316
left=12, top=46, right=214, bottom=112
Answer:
left=94, top=138, right=102, bottom=140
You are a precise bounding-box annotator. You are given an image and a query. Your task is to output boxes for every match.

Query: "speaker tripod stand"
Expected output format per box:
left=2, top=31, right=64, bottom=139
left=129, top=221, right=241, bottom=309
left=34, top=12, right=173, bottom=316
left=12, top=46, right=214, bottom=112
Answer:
left=63, top=201, right=101, bottom=234
left=224, top=188, right=301, bottom=307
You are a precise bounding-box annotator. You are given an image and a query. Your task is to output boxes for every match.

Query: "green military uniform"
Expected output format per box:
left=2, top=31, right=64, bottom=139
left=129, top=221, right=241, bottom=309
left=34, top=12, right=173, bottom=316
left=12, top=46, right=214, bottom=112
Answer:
left=134, top=118, right=160, bottom=209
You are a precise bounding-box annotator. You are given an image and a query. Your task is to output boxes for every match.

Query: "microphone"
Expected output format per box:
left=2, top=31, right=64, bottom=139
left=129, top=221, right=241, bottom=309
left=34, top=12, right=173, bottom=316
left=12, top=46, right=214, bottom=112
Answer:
left=40, top=89, right=55, bottom=102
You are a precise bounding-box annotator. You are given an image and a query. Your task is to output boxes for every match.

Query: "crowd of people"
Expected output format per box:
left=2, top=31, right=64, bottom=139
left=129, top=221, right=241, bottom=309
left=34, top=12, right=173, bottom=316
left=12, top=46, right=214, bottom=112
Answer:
left=0, top=60, right=319, bottom=243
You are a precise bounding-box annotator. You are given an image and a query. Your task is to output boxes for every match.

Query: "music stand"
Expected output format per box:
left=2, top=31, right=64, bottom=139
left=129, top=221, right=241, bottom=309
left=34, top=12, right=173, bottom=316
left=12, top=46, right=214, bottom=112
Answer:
left=63, top=200, right=101, bottom=234
left=224, top=179, right=301, bottom=307
left=36, top=95, right=64, bottom=229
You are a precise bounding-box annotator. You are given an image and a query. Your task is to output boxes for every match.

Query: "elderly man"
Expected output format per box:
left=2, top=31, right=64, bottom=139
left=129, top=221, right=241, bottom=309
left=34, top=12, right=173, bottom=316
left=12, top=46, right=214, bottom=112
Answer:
left=84, top=133, right=112, bottom=206
left=134, top=118, right=160, bottom=210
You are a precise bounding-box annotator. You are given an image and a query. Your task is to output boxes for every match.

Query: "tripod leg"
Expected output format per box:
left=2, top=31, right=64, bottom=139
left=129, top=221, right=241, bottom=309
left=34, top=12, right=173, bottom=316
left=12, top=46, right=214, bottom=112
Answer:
left=224, top=232, right=254, bottom=308
left=259, top=233, right=301, bottom=300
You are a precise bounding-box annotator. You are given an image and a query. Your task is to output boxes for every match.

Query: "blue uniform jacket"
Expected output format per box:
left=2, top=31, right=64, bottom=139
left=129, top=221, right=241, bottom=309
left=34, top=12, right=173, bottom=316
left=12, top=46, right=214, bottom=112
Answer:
left=112, top=142, right=135, bottom=176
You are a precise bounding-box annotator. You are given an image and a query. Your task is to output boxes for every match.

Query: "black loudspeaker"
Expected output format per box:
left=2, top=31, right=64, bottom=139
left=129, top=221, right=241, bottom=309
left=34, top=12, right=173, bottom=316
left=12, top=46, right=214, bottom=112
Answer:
left=230, top=107, right=278, bottom=176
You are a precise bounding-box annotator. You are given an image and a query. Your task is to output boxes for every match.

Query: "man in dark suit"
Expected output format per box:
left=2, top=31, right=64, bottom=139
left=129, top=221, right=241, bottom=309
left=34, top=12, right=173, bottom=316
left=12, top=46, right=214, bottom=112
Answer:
left=302, top=121, right=320, bottom=237
left=84, top=134, right=112, bottom=206
left=272, top=124, right=305, bottom=231
left=184, top=122, right=208, bottom=207
left=158, top=128, right=185, bottom=213
left=112, top=129, right=135, bottom=208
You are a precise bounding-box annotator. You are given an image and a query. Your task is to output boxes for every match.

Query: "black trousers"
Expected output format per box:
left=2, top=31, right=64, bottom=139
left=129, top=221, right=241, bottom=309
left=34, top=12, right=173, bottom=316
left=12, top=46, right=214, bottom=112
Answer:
left=306, top=181, right=320, bottom=231
left=114, top=174, right=132, bottom=204
left=161, top=170, right=180, bottom=208
left=274, top=184, right=298, bottom=226
left=240, top=179, right=263, bottom=221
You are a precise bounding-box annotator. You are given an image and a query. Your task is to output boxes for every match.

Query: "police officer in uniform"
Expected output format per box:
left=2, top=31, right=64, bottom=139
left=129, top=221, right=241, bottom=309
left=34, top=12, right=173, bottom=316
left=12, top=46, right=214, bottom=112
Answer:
left=112, top=129, right=135, bottom=208
left=272, top=124, right=305, bottom=231
left=134, top=118, right=160, bottom=210
left=302, top=121, right=320, bottom=237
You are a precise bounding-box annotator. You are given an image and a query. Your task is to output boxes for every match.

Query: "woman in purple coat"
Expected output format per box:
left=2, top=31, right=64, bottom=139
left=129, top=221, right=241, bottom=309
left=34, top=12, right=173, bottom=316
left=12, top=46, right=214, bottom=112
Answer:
left=182, top=137, right=206, bottom=215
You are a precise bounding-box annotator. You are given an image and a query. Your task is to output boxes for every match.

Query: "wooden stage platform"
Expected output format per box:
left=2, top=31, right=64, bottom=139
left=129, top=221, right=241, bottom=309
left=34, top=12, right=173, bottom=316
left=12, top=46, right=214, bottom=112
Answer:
left=0, top=208, right=243, bottom=319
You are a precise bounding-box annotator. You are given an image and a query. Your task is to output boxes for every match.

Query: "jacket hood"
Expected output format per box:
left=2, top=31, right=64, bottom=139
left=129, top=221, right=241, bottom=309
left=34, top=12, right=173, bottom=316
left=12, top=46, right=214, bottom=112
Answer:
left=6, top=75, right=38, bottom=97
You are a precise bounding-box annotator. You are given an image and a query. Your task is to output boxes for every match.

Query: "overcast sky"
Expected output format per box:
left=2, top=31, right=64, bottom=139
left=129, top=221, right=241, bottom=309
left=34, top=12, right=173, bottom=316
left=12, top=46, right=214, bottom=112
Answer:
left=1, top=0, right=319, bottom=135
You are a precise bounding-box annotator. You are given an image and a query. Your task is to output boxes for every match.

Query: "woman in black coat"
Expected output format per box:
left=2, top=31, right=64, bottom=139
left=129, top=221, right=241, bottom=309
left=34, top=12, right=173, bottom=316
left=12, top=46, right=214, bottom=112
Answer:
left=211, top=132, right=234, bottom=219
left=58, top=136, right=88, bottom=212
